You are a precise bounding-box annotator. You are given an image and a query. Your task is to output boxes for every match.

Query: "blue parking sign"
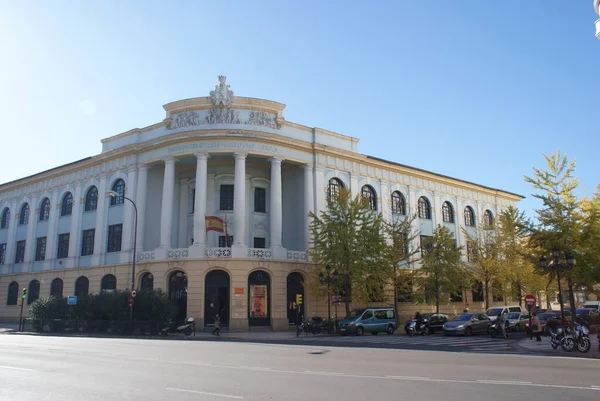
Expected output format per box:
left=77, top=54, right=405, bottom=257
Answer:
left=67, top=296, right=77, bottom=306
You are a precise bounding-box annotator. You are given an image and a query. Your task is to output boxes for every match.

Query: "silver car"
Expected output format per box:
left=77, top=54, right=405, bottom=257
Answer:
left=506, top=312, right=529, bottom=332
left=443, top=312, right=490, bottom=336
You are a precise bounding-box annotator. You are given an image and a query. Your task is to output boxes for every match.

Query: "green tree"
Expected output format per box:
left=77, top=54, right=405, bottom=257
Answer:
left=525, top=150, right=583, bottom=313
left=413, top=225, right=464, bottom=313
left=309, top=187, right=393, bottom=316
left=384, top=212, right=420, bottom=319
left=580, top=186, right=600, bottom=296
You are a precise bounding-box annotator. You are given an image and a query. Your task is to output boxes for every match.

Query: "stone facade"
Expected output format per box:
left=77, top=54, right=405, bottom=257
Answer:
left=0, top=76, right=523, bottom=329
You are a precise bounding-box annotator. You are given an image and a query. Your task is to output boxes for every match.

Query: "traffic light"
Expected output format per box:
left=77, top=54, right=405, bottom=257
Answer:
left=21, top=288, right=27, bottom=300
left=295, top=294, right=303, bottom=306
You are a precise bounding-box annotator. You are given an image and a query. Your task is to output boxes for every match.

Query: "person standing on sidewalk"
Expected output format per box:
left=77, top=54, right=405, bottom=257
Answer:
left=212, top=314, right=221, bottom=336
left=530, top=312, right=542, bottom=341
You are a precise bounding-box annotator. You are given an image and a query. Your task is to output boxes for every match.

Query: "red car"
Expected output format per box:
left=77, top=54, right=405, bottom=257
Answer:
left=525, top=310, right=572, bottom=335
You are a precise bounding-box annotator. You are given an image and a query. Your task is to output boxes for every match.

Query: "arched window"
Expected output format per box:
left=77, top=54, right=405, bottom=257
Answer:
left=248, top=270, right=271, bottom=327
left=483, top=210, right=494, bottom=228
left=391, top=191, right=406, bottom=215
left=110, top=179, right=125, bottom=206
left=1, top=208, right=10, bottom=229
left=327, top=178, right=344, bottom=202
left=74, top=276, right=89, bottom=297
left=169, top=270, right=188, bottom=321
left=6, top=281, right=18, bottom=306
left=417, top=196, right=431, bottom=219
left=101, top=274, right=117, bottom=292
left=61, top=192, right=73, bottom=216
left=442, top=201, right=454, bottom=223
left=464, top=206, right=475, bottom=227
left=19, top=203, right=29, bottom=225
left=50, top=278, right=63, bottom=298
left=39, top=198, right=51, bottom=221
left=361, top=185, right=377, bottom=211
left=28, top=280, right=40, bottom=305
left=84, top=186, right=98, bottom=211
left=140, top=272, right=154, bottom=292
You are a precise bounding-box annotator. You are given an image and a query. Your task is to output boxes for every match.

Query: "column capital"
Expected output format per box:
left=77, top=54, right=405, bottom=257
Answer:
left=302, top=163, right=313, bottom=171
left=162, top=156, right=176, bottom=164
left=269, top=157, right=283, bottom=165
left=233, top=152, right=248, bottom=160
left=194, top=152, right=210, bottom=160
left=137, top=163, right=150, bottom=172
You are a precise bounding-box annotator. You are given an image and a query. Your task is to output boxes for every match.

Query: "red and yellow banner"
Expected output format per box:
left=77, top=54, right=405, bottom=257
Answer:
left=205, top=216, right=224, bottom=233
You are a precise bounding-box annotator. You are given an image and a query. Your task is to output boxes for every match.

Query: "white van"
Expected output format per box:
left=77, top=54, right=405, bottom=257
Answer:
left=485, top=306, right=522, bottom=321
left=583, top=301, right=600, bottom=310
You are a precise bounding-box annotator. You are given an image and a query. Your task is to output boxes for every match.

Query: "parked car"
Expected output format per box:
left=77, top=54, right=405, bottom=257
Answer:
left=576, top=308, right=600, bottom=326
left=525, top=310, right=572, bottom=335
left=338, top=307, right=397, bottom=336
left=582, top=301, right=600, bottom=311
left=404, top=313, right=449, bottom=335
left=443, top=312, right=490, bottom=336
left=506, top=312, right=529, bottom=332
left=485, top=306, right=522, bottom=321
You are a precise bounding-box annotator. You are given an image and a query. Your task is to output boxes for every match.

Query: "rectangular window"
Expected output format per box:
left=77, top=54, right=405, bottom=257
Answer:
left=15, top=240, right=26, bottom=263
left=81, top=229, right=95, bottom=256
left=107, top=224, right=123, bottom=253
left=420, top=235, right=432, bottom=256
left=219, top=185, right=234, bottom=211
left=253, top=237, right=266, bottom=249
left=57, top=233, right=69, bottom=259
left=218, top=235, right=233, bottom=248
left=35, top=237, right=47, bottom=261
left=254, top=187, right=266, bottom=213
left=0, top=243, right=6, bottom=265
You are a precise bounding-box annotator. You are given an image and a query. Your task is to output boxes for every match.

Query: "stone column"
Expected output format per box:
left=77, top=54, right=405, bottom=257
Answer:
left=231, top=153, right=247, bottom=258
left=189, top=153, right=209, bottom=258
left=455, top=196, right=465, bottom=261
left=380, top=181, right=390, bottom=221
left=408, top=186, right=420, bottom=267
left=44, top=190, right=60, bottom=268
left=432, top=191, right=441, bottom=229
left=67, top=184, right=82, bottom=268
left=303, top=164, right=314, bottom=252
left=350, top=172, right=359, bottom=199
left=121, top=166, right=138, bottom=260
left=178, top=179, right=189, bottom=248
left=269, top=158, right=283, bottom=252
left=92, top=175, right=108, bottom=266
left=314, top=166, right=326, bottom=215
left=24, top=195, right=38, bottom=271
left=159, top=157, right=176, bottom=250
left=5, top=201, right=17, bottom=271
left=135, top=165, right=148, bottom=251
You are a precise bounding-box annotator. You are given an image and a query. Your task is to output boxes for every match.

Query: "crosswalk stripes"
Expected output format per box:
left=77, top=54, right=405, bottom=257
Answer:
left=294, top=334, right=518, bottom=353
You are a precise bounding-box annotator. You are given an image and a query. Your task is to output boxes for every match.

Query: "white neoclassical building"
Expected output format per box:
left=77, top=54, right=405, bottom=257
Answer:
left=0, top=77, right=523, bottom=330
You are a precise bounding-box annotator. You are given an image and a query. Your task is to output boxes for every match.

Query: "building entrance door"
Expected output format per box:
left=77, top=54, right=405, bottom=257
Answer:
left=204, top=270, right=230, bottom=327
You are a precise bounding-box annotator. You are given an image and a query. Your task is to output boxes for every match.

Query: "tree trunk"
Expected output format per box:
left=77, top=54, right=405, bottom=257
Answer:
left=435, top=299, right=440, bottom=314
left=484, top=280, right=490, bottom=310
left=393, top=271, right=398, bottom=321
left=566, top=275, right=577, bottom=324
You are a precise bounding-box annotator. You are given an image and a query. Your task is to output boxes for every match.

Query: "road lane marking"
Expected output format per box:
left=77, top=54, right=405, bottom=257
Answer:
left=0, top=365, right=36, bottom=372
left=304, top=370, right=344, bottom=376
left=385, top=375, right=430, bottom=380
left=166, top=388, right=243, bottom=399
left=477, top=380, right=532, bottom=385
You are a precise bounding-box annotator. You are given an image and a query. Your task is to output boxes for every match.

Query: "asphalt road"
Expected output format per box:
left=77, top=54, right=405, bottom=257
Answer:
left=0, top=335, right=598, bottom=401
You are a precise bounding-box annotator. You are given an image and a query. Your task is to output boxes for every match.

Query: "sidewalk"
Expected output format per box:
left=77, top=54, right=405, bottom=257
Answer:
left=518, top=335, right=600, bottom=358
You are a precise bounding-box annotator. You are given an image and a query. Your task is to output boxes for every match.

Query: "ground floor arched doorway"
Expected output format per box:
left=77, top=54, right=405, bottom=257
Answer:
left=248, top=270, right=271, bottom=327
left=287, top=272, right=304, bottom=325
left=204, top=269, right=230, bottom=327
left=169, top=270, right=188, bottom=321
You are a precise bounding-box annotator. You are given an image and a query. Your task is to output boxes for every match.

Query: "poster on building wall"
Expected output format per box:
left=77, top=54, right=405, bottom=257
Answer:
left=250, top=285, right=267, bottom=318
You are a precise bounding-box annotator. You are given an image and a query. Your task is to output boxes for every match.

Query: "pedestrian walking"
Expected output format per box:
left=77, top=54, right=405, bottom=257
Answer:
left=530, top=312, right=542, bottom=341
left=212, top=314, right=221, bottom=336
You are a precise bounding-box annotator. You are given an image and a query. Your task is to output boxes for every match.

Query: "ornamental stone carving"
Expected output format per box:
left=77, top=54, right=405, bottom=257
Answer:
left=245, top=111, right=277, bottom=129
left=210, top=75, right=234, bottom=107
left=206, top=108, right=241, bottom=124
left=171, top=111, right=202, bottom=129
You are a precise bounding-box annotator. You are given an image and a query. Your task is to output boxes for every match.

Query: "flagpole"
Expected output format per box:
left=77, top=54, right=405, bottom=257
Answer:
left=223, top=214, right=230, bottom=248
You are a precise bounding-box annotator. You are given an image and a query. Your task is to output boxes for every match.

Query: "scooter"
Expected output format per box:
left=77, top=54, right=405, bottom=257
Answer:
left=405, top=320, right=427, bottom=337
left=160, top=317, right=195, bottom=336
left=489, top=320, right=508, bottom=339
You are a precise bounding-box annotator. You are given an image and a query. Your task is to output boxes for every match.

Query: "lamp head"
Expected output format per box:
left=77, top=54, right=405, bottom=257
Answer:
left=108, top=191, right=119, bottom=198
left=539, top=255, right=548, bottom=268
left=551, top=247, right=560, bottom=258
left=566, top=254, right=575, bottom=266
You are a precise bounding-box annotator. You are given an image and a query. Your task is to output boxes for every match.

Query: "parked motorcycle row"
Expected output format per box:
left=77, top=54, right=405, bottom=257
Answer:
left=548, top=323, right=592, bottom=353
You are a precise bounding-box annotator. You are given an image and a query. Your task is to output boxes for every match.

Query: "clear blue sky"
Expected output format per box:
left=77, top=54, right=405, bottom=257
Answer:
left=1, top=1, right=598, bottom=219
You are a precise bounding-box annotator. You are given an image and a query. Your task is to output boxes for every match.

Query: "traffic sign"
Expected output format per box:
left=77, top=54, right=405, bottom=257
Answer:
left=524, top=294, right=536, bottom=306
left=67, top=296, right=77, bottom=306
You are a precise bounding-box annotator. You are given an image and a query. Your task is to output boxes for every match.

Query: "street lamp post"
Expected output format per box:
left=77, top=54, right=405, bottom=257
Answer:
left=319, top=266, right=338, bottom=322
left=109, top=191, right=138, bottom=331
left=539, top=247, right=575, bottom=324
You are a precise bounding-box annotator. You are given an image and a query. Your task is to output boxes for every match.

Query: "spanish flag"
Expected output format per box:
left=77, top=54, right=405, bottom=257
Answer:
left=205, top=216, right=224, bottom=233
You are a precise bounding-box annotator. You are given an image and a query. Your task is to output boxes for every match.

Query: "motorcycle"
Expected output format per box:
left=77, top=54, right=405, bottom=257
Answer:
left=296, top=319, right=310, bottom=337
left=489, top=320, right=508, bottom=339
left=405, top=320, right=427, bottom=337
left=160, top=317, right=195, bottom=336
left=548, top=326, right=574, bottom=352
left=309, top=318, right=333, bottom=335
left=572, top=324, right=591, bottom=353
